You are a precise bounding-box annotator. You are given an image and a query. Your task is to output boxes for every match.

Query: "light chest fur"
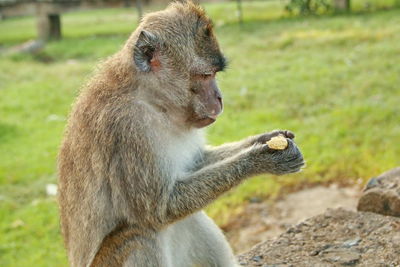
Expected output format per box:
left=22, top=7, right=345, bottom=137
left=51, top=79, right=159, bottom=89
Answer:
left=160, top=129, right=205, bottom=179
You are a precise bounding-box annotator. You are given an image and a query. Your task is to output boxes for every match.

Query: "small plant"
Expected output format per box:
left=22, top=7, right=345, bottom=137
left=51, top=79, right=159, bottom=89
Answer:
left=285, top=0, right=331, bottom=15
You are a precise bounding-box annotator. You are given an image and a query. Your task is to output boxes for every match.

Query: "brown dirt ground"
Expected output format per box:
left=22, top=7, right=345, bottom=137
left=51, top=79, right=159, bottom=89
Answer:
left=223, top=185, right=362, bottom=254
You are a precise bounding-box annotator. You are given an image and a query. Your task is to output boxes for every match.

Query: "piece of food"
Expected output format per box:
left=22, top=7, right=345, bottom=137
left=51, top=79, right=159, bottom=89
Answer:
left=266, top=135, right=288, bottom=150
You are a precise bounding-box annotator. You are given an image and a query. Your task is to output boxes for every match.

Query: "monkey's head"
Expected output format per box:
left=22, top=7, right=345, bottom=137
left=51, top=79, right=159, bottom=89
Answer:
left=130, top=1, right=226, bottom=128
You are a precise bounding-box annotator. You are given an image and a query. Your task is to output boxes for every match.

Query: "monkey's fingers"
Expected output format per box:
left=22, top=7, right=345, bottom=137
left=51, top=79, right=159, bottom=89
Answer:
left=271, top=130, right=295, bottom=139
left=255, top=130, right=294, bottom=145
left=282, top=130, right=295, bottom=139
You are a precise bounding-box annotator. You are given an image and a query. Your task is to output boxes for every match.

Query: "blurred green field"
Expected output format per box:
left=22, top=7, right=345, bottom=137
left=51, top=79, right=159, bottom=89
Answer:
left=1, top=0, right=400, bottom=265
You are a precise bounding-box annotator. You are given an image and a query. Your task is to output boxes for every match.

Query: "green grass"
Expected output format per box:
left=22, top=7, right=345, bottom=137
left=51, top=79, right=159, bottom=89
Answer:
left=1, top=1, right=400, bottom=265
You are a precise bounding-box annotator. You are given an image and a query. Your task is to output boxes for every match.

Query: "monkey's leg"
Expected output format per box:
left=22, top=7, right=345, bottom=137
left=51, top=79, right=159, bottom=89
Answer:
left=189, top=211, right=237, bottom=267
left=124, top=243, right=163, bottom=267
left=157, top=211, right=237, bottom=267
left=91, top=225, right=162, bottom=267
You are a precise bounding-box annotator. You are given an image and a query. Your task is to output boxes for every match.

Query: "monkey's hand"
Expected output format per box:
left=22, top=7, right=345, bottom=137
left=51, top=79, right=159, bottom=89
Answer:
left=246, top=138, right=304, bottom=175
left=199, top=130, right=296, bottom=172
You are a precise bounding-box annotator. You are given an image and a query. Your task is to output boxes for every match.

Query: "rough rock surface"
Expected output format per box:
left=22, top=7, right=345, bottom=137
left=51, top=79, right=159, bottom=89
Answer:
left=358, top=167, right=400, bottom=217
left=238, top=208, right=400, bottom=267
left=224, top=186, right=360, bottom=253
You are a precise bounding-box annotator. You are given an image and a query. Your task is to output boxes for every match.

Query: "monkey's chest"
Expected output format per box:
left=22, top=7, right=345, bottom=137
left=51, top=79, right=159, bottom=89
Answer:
left=160, top=130, right=204, bottom=179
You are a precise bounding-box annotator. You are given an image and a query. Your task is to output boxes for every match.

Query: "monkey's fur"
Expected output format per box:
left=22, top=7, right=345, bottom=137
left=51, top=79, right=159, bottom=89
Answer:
left=58, top=2, right=304, bottom=266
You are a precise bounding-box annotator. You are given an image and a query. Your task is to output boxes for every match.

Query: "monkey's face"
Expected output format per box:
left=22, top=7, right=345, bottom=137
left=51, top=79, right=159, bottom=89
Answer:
left=132, top=2, right=226, bottom=128
left=187, top=19, right=226, bottom=128
left=188, top=71, right=223, bottom=128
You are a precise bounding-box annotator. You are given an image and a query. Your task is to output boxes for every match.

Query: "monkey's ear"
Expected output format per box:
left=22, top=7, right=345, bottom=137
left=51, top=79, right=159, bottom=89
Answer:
left=134, top=30, right=161, bottom=72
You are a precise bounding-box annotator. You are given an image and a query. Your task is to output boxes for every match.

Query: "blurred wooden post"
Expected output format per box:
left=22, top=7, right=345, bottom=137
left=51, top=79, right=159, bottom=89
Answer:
left=236, top=0, right=243, bottom=24
left=124, top=0, right=131, bottom=8
left=36, top=1, right=80, bottom=42
left=48, top=14, right=61, bottom=39
left=37, top=13, right=61, bottom=41
left=333, top=0, right=350, bottom=11
left=136, top=0, right=143, bottom=22
left=36, top=2, right=63, bottom=41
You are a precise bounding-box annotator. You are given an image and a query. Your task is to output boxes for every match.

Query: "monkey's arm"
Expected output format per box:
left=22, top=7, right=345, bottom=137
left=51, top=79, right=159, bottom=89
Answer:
left=112, top=135, right=302, bottom=228
left=166, top=139, right=303, bottom=222
left=202, top=140, right=251, bottom=165
left=199, top=130, right=295, bottom=169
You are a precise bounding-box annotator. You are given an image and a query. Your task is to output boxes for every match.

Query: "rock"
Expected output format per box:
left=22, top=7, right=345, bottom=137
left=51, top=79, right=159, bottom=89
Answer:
left=342, top=237, right=361, bottom=248
left=46, top=114, right=66, bottom=122
left=357, top=167, right=400, bottom=217
left=238, top=208, right=400, bottom=266
left=249, top=197, right=262, bottom=203
left=320, top=248, right=360, bottom=265
left=251, top=255, right=263, bottom=262
left=46, top=184, right=58, bottom=196
left=11, top=39, right=45, bottom=54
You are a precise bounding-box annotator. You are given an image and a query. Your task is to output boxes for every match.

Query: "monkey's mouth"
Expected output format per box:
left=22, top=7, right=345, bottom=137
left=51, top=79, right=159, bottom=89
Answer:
left=193, top=116, right=217, bottom=128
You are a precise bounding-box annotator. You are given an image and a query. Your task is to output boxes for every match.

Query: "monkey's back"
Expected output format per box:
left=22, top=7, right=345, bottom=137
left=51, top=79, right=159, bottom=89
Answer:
left=57, top=62, right=141, bottom=265
left=58, top=92, right=115, bottom=266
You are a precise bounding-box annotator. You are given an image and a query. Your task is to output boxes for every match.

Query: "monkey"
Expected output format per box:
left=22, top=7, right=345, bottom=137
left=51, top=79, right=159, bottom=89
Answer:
left=57, top=2, right=304, bottom=267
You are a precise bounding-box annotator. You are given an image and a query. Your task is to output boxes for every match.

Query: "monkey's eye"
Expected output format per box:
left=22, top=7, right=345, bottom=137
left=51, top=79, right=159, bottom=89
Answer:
left=192, top=72, right=215, bottom=80
left=199, top=72, right=214, bottom=79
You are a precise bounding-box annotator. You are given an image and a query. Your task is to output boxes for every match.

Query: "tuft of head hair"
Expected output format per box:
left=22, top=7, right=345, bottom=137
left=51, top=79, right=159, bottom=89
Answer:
left=166, top=0, right=212, bottom=28
left=168, top=0, right=207, bottom=17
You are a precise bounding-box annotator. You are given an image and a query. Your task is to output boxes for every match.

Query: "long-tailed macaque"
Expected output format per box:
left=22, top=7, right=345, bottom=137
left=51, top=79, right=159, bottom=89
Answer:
left=58, top=2, right=304, bottom=266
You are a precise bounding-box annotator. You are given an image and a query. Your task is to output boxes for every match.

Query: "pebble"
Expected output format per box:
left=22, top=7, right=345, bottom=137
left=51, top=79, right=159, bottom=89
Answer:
left=343, top=237, right=361, bottom=248
left=46, top=184, right=58, bottom=196
left=321, top=249, right=360, bottom=266
left=365, top=177, right=380, bottom=190
left=251, top=255, right=263, bottom=262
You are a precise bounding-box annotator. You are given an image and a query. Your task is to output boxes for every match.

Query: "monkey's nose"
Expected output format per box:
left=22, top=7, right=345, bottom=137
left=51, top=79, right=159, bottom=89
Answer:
left=217, top=96, right=223, bottom=109
left=209, top=98, right=222, bottom=120
left=214, top=89, right=223, bottom=110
